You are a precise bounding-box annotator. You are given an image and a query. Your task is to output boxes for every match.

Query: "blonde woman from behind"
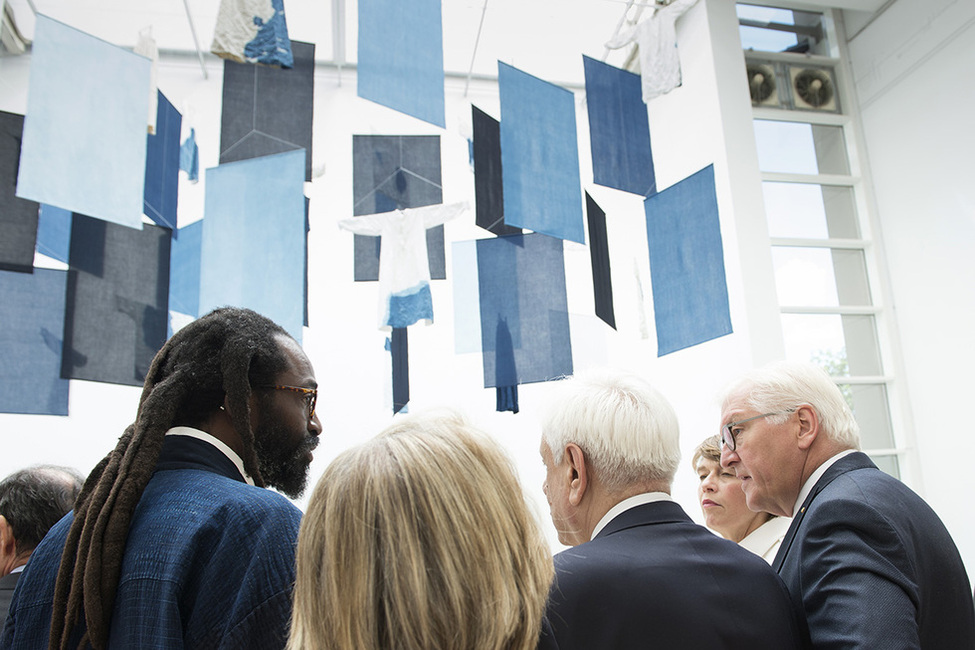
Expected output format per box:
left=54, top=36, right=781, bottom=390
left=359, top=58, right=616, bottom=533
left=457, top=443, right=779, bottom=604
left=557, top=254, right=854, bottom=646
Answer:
left=288, top=410, right=554, bottom=650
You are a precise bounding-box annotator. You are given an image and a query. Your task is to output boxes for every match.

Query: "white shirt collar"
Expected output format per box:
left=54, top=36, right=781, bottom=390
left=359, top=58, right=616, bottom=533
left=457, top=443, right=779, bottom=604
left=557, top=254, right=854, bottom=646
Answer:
left=10, top=564, right=25, bottom=574
left=590, top=491, right=673, bottom=540
left=165, top=426, right=255, bottom=486
left=792, top=448, right=857, bottom=516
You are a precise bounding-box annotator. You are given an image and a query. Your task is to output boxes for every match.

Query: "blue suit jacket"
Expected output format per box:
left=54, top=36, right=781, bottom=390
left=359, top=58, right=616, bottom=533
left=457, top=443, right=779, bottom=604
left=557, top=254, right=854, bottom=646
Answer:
left=538, top=500, right=802, bottom=649
left=774, top=451, right=975, bottom=649
left=0, top=435, right=303, bottom=649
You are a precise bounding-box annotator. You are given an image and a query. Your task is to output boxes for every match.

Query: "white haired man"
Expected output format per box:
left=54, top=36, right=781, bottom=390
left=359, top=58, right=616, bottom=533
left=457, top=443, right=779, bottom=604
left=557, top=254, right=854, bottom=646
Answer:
left=537, top=369, right=801, bottom=649
left=720, top=360, right=975, bottom=648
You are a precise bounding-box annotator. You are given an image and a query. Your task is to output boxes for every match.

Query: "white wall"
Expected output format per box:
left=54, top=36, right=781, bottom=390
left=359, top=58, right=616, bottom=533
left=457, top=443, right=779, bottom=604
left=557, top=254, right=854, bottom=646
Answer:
left=0, top=1, right=829, bottom=559
left=845, top=0, right=975, bottom=574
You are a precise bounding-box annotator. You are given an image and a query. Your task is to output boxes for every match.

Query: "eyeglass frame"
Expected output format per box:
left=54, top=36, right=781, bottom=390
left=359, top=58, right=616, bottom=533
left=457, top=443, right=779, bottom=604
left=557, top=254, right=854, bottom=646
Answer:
left=258, top=384, right=318, bottom=420
left=719, top=410, right=794, bottom=451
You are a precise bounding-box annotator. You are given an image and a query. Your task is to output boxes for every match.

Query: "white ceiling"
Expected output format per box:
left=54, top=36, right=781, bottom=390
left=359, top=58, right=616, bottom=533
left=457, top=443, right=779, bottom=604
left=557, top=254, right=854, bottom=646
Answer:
left=4, top=0, right=885, bottom=85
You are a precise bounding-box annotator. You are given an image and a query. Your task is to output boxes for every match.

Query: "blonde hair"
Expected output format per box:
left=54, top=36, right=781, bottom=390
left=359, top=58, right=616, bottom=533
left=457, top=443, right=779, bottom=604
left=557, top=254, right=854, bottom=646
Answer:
left=288, top=410, right=554, bottom=650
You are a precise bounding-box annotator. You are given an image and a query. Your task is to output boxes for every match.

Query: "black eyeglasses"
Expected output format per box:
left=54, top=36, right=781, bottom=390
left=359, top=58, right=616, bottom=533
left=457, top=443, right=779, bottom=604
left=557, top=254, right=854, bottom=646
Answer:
left=719, top=411, right=792, bottom=451
left=259, top=385, right=317, bottom=419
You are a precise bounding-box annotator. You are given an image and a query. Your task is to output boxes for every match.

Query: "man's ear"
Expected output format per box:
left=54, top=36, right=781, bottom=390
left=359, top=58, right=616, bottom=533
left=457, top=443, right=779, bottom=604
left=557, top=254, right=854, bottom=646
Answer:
left=795, top=404, right=820, bottom=450
left=564, top=443, right=589, bottom=507
left=0, top=515, right=17, bottom=560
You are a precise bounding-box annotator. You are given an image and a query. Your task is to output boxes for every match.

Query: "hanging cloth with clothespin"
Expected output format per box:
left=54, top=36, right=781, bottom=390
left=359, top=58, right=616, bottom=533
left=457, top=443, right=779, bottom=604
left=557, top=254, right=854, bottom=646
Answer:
left=605, top=0, right=698, bottom=103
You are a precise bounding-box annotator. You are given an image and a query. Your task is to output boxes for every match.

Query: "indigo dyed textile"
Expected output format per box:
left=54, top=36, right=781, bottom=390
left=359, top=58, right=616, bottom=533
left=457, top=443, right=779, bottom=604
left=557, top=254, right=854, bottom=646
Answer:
left=0, top=111, right=38, bottom=273
left=0, top=268, right=69, bottom=415
left=220, top=41, right=314, bottom=180
left=35, top=204, right=71, bottom=263
left=472, top=105, right=520, bottom=236
left=169, top=219, right=203, bottom=317
left=357, top=0, right=445, bottom=127
left=498, top=63, right=584, bottom=244
left=144, top=91, right=181, bottom=231
left=179, top=128, right=199, bottom=182
left=476, top=233, right=572, bottom=388
left=586, top=193, right=616, bottom=330
left=200, top=150, right=306, bottom=343
left=391, top=327, right=409, bottom=414
left=62, top=214, right=171, bottom=386
left=352, top=135, right=444, bottom=281
left=211, top=0, right=295, bottom=67
left=338, top=203, right=466, bottom=330
left=583, top=56, right=656, bottom=197
left=17, top=16, right=150, bottom=229
left=645, top=165, right=732, bottom=355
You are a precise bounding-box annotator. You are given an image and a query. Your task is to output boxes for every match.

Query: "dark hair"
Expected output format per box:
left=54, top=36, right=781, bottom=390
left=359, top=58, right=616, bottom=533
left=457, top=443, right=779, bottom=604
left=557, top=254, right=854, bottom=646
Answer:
left=49, top=307, right=293, bottom=650
left=0, top=466, right=84, bottom=556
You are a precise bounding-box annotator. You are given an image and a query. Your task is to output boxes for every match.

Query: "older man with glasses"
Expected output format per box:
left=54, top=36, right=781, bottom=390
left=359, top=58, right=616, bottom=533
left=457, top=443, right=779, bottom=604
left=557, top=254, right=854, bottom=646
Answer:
left=720, top=360, right=974, bottom=649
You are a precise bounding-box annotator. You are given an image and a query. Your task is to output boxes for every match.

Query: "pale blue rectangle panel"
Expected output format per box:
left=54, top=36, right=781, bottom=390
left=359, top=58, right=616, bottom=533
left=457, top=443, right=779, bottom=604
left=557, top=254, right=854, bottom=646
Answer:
left=0, top=268, right=69, bottom=415
left=499, top=62, right=584, bottom=244
left=451, top=239, right=481, bottom=354
left=170, top=219, right=203, bottom=317
left=35, top=204, right=72, bottom=263
left=357, top=0, right=445, bottom=128
left=16, top=16, right=151, bottom=229
left=200, top=150, right=306, bottom=343
left=645, top=165, right=732, bottom=356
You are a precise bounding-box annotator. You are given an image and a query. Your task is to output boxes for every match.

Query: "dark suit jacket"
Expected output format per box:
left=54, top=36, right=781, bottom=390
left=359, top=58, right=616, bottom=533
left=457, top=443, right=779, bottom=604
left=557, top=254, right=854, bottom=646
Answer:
left=538, top=500, right=802, bottom=649
left=0, top=572, right=18, bottom=629
left=774, top=452, right=975, bottom=649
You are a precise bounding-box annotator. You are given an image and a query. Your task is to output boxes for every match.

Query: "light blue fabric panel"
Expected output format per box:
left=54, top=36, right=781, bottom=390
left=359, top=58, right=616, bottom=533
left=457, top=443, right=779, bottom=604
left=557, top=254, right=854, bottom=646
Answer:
left=498, top=62, right=584, bottom=244
left=16, top=16, right=150, bottom=229
left=35, top=204, right=72, bottom=263
left=645, top=165, right=732, bottom=356
left=476, top=233, right=572, bottom=388
left=0, top=268, right=69, bottom=415
left=200, top=150, right=305, bottom=343
left=357, top=0, right=445, bottom=127
left=583, top=55, right=656, bottom=197
left=170, top=219, right=203, bottom=317
left=451, top=239, right=481, bottom=354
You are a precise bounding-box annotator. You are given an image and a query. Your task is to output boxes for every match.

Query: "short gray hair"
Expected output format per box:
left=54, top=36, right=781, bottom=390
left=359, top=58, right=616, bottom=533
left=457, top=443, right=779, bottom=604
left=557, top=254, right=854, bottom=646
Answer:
left=541, top=369, right=681, bottom=492
left=0, top=465, right=84, bottom=556
left=722, top=361, right=860, bottom=450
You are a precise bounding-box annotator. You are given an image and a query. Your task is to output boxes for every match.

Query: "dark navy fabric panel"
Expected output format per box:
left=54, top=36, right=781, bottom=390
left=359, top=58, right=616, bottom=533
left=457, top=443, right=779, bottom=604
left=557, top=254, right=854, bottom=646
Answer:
left=62, top=214, right=171, bottom=386
left=586, top=193, right=616, bottom=330
left=352, top=135, right=444, bottom=281
left=645, top=165, right=732, bottom=356
left=472, top=105, right=521, bottom=236
left=143, top=91, right=181, bottom=231
left=0, top=110, right=39, bottom=273
left=583, top=56, right=656, bottom=197
left=476, top=233, right=572, bottom=388
left=0, top=268, right=69, bottom=415
left=391, top=327, right=409, bottom=414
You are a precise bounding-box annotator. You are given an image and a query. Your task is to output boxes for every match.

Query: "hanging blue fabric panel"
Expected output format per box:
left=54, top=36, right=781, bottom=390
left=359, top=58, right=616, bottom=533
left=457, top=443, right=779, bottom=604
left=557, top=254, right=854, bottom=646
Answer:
left=472, top=105, right=521, bottom=237
left=451, top=239, right=481, bottom=354
left=200, top=150, right=306, bottom=343
left=143, top=91, right=181, bottom=231
left=498, top=63, right=584, bottom=244
left=35, top=204, right=72, bottom=263
left=210, top=0, right=294, bottom=67
left=391, top=327, right=409, bottom=414
left=476, top=233, right=572, bottom=388
left=179, top=128, right=199, bottom=182
left=0, top=110, right=39, bottom=273
left=0, top=268, right=69, bottom=415
left=645, top=165, right=732, bottom=356
left=352, top=135, right=444, bottom=281
left=586, top=193, right=616, bottom=330
left=169, top=219, right=203, bottom=317
left=220, top=41, right=314, bottom=180
left=357, top=0, right=445, bottom=128
left=62, top=214, right=171, bottom=386
left=16, top=16, right=150, bottom=230
left=583, top=56, right=656, bottom=197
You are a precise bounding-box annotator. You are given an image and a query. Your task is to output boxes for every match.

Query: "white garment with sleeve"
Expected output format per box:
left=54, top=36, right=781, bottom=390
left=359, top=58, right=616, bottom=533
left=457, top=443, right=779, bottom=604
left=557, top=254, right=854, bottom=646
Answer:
left=738, top=515, right=792, bottom=564
left=338, top=202, right=468, bottom=330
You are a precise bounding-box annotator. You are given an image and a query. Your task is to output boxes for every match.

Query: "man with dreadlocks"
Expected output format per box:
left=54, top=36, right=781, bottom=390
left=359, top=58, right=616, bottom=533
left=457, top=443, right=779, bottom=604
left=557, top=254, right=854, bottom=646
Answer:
left=1, top=307, right=323, bottom=650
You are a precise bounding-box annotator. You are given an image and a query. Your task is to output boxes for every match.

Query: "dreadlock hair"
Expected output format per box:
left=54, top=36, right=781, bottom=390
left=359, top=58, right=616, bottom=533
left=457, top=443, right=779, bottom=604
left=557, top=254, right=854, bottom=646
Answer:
left=49, top=307, right=293, bottom=650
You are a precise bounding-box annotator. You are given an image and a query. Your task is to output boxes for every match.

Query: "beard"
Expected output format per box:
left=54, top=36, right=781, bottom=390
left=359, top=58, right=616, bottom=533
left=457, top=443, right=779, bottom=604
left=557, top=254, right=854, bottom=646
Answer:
left=253, top=419, right=319, bottom=499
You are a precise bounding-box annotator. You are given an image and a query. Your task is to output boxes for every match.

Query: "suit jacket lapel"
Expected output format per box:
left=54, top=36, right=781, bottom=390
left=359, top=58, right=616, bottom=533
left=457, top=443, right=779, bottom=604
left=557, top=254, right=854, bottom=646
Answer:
left=772, top=451, right=878, bottom=572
